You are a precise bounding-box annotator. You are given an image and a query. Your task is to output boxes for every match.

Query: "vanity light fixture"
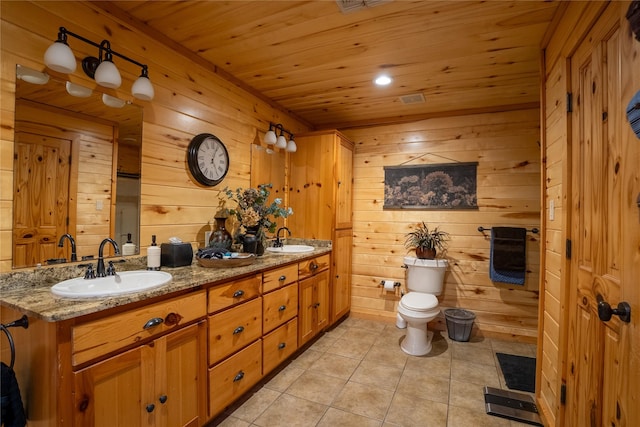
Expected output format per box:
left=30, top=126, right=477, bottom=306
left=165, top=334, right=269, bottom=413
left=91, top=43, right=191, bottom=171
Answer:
left=44, top=27, right=154, bottom=101
left=263, top=122, right=297, bottom=152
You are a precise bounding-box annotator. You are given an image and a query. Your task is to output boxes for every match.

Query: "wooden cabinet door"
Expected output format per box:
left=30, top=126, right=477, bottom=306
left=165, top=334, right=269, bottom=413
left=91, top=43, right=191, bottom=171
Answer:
left=315, top=269, right=329, bottom=332
left=332, top=229, right=352, bottom=323
left=566, top=4, right=640, bottom=426
left=298, top=275, right=316, bottom=346
left=335, top=135, right=354, bottom=230
left=157, top=323, right=205, bottom=427
left=73, top=346, right=151, bottom=427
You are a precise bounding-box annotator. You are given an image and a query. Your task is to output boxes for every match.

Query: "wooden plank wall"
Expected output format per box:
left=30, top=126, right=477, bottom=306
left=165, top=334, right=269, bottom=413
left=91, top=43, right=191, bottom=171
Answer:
left=341, top=108, right=541, bottom=342
left=0, top=1, right=307, bottom=272
left=537, top=2, right=610, bottom=426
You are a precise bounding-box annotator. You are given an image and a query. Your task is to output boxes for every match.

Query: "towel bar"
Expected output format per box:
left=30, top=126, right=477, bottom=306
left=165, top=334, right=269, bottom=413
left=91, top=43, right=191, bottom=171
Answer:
left=477, top=226, right=539, bottom=234
left=1, top=315, right=29, bottom=370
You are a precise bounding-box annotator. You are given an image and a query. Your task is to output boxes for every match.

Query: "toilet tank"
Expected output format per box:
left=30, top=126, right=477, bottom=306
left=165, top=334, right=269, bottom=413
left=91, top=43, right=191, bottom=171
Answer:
left=403, top=256, right=448, bottom=295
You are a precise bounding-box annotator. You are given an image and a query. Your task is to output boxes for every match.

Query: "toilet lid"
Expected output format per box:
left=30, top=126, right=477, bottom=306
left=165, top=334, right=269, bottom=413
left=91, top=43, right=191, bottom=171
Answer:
left=401, top=293, right=438, bottom=311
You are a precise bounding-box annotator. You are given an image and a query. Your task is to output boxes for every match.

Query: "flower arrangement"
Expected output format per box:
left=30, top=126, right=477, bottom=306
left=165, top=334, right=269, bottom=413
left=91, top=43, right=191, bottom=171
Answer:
left=223, top=183, right=293, bottom=239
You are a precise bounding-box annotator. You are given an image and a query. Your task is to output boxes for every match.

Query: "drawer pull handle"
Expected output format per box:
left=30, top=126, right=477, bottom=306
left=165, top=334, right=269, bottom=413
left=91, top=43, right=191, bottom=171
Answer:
left=233, top=290, right=245, bottom=298
left=233, top=326, right=245, bottom=335
left=279, top=275, right=286, bottom=282
left=278, top=342, right=286, bottom=349
left=143, top=317, right=164, bottom=330
left=146, top=403, right=155, bottom=413
left=159, top=395, right=168, bottom=404
left=310, top=263, right=318, bottom=271
left=278, top=305, right=287, bottom=312
left=233, top=371, right=245, bottom=382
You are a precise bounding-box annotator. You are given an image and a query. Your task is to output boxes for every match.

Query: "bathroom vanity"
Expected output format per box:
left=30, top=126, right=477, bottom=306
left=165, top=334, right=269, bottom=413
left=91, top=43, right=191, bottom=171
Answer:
left=0, top=246, right=335, bottom=427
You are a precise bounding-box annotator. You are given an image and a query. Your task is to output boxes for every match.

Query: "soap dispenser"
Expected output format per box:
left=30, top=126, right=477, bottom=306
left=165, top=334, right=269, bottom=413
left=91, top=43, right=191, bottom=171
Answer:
left=122, top=233, right=136, bottom=256
left=147, top=235, right=161, bottom=270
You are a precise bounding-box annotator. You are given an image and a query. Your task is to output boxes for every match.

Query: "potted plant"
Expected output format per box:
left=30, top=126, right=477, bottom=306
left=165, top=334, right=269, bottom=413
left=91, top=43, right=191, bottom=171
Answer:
left=404, top=222, right=450, bottom=259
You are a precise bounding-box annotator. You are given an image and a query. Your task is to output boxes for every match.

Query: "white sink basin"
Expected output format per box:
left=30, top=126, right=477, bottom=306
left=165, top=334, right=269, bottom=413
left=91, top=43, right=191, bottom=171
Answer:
left=51, top=270, right=172, bottom=298
left=266, top=245, right=315, bottom=254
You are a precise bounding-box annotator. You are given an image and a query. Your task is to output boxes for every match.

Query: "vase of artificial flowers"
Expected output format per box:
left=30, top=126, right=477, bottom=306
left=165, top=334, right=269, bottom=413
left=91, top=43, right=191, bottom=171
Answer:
left=224, top=183, right=293, bottom=255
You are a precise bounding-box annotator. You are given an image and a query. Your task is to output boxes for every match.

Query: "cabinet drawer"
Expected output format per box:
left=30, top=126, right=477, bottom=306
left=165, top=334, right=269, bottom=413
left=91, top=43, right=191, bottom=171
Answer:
left=262, top=319, right=298, bottom=375
left=209, top=340, right=262, bottom=418
left=208, top=274, right=261, bottom=313
left=209, top=298, right=262, bottom=365
left=72, top=291, right=206, bottom=366
left=263, top=283, right=298, bottom=334
left=298, top=254, right=330, bottom=278
left=263, top=263, right=298, bottom=293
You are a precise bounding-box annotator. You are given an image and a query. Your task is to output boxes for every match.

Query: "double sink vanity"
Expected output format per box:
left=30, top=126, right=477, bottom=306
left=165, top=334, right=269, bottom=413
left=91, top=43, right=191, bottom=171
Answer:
left=0, top=242, right=338, bottom=426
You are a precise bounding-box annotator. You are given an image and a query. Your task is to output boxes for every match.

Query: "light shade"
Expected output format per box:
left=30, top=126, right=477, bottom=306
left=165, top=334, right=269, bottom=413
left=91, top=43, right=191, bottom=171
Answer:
left=132, top=75, right=154, bottom=100
left=94, top=60, right=121, bottom=89
left=286, top=138, right=297, bottom=153
left=275, top=134, right=287, bottom=149
left=102, top=93, right=126, bottom=108
left=66, top=81, right=93, bottom=98
left=264, top=130, right=277, bottom=145
left=374, top=75, right=392, bottom=86
left=17, top=65, right=50, bottom=85
left=44, top=41, right=76, bottom=73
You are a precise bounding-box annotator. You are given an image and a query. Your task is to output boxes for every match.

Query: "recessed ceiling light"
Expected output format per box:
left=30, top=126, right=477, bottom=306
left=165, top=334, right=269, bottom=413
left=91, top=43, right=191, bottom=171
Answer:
left=374, top=75, right=392, bottom=86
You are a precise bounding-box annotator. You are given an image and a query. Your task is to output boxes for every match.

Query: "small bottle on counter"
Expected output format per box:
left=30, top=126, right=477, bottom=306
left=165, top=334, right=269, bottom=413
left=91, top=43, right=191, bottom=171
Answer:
left=147, top=235, right=161, bottom=270
left=122, top=233, right=136, bottom=256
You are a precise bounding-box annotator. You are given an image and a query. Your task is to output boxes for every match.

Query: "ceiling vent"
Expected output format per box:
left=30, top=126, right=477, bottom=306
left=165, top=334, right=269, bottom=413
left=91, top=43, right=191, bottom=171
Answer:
left=336, top=0, right=391, bottom=14
left=400, top=93, right=426, bottom=105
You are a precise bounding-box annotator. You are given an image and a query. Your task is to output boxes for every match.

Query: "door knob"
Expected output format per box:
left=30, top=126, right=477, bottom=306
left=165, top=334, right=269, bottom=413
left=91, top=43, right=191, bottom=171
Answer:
left=597, top=300, right=631, bottom=323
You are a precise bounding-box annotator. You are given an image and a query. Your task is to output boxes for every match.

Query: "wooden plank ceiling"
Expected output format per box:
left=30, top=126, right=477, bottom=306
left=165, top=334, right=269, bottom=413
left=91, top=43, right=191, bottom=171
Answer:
left=111, top=0, right=561, bottom=129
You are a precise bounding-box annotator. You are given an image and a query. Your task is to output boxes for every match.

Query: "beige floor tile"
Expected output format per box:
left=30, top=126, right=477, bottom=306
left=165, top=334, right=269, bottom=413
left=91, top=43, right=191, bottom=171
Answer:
left=253, top=393, right=327, bottom=427
left=230, top=387, right=281, bottom=423
left=451, top=358, right=501, bottom=387
left=350, top=360, right=404, bottom=391
left=289, top=348, right=324, bottom=370
left=317, top=407, right=383, bottom=427
left=339, top=326, right=380, bottom=344
left=374, top=325, right=407, bottom=346
left=310, top=333, right=339, bottom=352
left=326, top=337, right=373, bottom=359
left=447, top=406, right=511, bottom=427
left=364, top=343, right=408, bottom=370
left=396, top=368, right=450, bottom=404
left=215, top=416, right=251, bottom=427
left=491, top=340, right=537, bottom=357
left=452, top=342, right=495, bottom=366
left=285, top=370, right=347, bottom=405
left=448, top=380, right=486, bottom=411
left=332, top=381, right=395, bottom=420
left=308, top=352, right=361, bottom=379
left=264, top=365, right=305, bottom=392
left=385, top=392, right=448, bottom=427
left=404, top=352, right=452, bottom=379
left=349, top=317, right=388, bottom=333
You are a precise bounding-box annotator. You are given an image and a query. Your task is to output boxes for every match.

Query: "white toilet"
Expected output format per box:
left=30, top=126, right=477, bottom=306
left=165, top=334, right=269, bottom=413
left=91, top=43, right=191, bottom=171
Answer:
left=397, top=256, right=448, bottom=356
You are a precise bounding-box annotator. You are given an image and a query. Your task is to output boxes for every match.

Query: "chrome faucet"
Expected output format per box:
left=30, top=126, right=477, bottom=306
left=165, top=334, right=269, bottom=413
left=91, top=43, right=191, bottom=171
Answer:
left=96, top=238, right=120, bottom=277
left=58, top=233, right=77, bottom=262
left=274, top=227, right=291, bottom=248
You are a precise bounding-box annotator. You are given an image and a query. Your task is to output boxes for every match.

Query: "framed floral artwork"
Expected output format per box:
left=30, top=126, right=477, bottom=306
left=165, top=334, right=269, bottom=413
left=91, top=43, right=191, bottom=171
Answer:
left=383, top=162, right=478, bottom=210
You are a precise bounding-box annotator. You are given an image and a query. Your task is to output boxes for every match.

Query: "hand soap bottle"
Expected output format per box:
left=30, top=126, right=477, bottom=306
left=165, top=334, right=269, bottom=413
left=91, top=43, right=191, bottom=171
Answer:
left=122, top=233, right=136, bottom=256
left=147, top=235, right=161, bottom=270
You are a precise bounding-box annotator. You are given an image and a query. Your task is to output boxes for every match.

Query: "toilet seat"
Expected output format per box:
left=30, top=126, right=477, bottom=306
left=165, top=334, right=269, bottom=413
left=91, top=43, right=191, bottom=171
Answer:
left=400, top=292, right=438, bottom=311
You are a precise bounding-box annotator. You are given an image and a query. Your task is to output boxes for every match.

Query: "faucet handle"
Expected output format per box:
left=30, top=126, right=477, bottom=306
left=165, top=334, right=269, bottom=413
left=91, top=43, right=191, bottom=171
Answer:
left=106, top=261, right=116, bottom=276
left=84, top=264, right=96, bottom=280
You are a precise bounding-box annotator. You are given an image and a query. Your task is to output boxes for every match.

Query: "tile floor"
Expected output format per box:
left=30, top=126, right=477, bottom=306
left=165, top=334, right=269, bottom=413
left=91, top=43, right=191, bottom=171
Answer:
left=212, top=317, right=538, bottom=427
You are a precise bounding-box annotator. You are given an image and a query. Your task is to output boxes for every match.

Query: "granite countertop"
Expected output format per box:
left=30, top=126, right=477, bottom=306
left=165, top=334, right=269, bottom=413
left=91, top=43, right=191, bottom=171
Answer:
left=0, top=242, right=331, bottom=323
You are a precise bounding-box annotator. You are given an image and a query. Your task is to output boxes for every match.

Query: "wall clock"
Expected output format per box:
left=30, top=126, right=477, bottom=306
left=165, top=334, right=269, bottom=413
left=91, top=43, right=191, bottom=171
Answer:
left=187, top=133, right=230, bottom=186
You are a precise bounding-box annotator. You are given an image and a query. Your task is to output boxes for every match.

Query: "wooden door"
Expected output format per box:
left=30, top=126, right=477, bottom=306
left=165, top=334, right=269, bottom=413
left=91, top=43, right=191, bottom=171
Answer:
left=13, top=131, right=70, bottom=267
left=315, top=269, right=330, bottom=332
left=566, top=3, right=640, bottom=426
left=332, top=228, right=352, bottom=323
left=335, top=135, right=354, bottom=230
left=298, top=275, right=316, bottom=346
left=73, top=346, right=150, bottom=427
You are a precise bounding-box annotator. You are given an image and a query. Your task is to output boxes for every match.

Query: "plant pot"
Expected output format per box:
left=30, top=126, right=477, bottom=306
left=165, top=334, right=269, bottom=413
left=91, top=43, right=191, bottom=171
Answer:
left=415, top=247, right=436, bottom=259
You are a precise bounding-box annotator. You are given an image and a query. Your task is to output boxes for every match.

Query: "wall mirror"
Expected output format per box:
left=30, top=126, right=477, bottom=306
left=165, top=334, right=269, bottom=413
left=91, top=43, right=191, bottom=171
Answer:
left=12, top=65, right=142, bottom=268
left=249, top=142, right=287, bottom=232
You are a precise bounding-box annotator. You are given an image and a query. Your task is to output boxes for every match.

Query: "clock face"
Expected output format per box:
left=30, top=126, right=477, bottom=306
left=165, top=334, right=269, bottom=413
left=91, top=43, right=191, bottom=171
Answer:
left=187, top=133, right=229, bottom=186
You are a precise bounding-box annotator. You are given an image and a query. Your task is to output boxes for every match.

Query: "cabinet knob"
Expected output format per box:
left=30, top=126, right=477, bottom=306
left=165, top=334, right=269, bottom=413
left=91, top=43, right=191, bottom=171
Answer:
left=143, top=317, right=164, bottom=330
left=279, top=275, right=286, bottom=282
left=233, top=290, right=245, bottom=298
left=310, top=263, right=318, bottom=271
left=233, top=371, right=245, bottom=382
left=233, top=326, right=245, bottom=335
left=146, top=403, right=155, bottom=413
left=278, top=342, right=286, bottom=349
left=158, top=395, right=168, bottom=404
left=278, top=305, right=287, bottom=312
